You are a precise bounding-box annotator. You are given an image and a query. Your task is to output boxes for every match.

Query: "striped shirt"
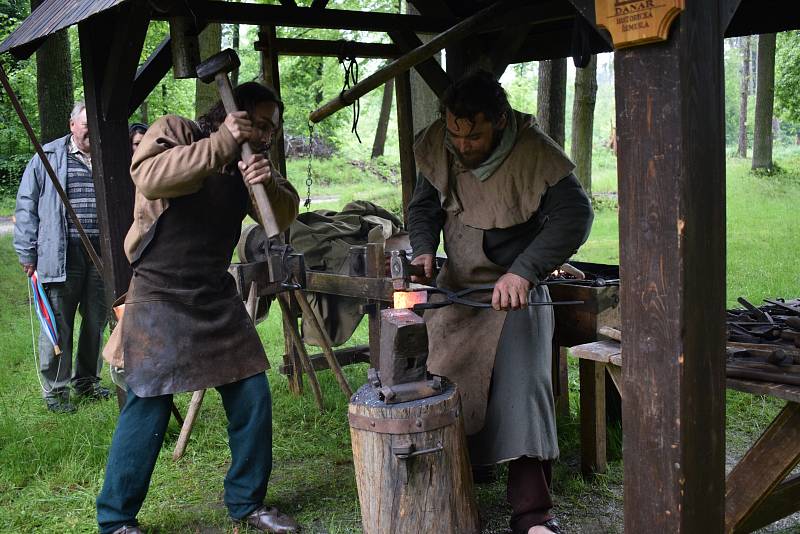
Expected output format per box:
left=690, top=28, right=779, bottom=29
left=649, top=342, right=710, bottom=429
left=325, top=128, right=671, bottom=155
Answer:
left=66, top=139, right=99, bottom=240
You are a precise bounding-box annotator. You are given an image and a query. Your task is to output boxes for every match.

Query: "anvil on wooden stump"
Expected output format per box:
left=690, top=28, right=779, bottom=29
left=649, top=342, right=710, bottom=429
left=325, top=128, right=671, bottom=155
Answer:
left=368, top=307, right=443, bottom=404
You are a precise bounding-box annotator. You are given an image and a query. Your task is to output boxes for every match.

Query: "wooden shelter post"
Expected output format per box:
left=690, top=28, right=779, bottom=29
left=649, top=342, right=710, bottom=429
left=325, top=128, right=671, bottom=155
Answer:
left=78, top=2, right=150, bottom=303
left=258, top=25, right=287, bottom=179
left=614, top=3, right=726, bottom=531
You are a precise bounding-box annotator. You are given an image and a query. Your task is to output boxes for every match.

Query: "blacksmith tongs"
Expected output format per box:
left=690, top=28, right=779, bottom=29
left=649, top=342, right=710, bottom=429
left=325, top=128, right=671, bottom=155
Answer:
left=412, top=284, right=583, bottom=311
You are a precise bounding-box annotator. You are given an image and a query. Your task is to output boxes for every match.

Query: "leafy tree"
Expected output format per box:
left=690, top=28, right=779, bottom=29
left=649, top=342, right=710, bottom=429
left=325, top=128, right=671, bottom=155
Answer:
left=775, top=30, right=800, bottom=141
left=752, top=33, right=776, bottom=171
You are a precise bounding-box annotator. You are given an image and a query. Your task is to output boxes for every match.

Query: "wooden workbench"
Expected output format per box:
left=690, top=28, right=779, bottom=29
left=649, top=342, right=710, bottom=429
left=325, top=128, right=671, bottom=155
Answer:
left=571, top=340, right=800, bottom=533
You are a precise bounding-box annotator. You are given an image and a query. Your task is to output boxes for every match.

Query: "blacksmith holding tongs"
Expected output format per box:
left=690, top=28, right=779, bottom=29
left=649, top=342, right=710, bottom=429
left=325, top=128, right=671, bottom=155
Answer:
left=407, top=71, right=594, bottom=534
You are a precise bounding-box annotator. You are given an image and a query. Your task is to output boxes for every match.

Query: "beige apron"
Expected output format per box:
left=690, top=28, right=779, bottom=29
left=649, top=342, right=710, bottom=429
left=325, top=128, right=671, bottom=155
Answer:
left=425, top=214, right=507, bottom=435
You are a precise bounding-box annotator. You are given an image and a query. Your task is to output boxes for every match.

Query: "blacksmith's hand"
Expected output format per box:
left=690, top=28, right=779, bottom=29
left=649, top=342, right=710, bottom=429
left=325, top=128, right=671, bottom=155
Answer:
left=238, top=154, right=273, bottom=186
left=492, top=272, right=532, bottom=311
left=223, top=111, right=253, bottom=144
left=410, top=253, right=434, bottom=283
left=21, top=262, right=35, bottom=278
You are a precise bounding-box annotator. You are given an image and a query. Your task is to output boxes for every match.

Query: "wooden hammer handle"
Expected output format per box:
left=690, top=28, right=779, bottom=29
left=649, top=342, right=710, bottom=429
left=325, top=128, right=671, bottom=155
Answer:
left=214, top=74, right=282, bottom=238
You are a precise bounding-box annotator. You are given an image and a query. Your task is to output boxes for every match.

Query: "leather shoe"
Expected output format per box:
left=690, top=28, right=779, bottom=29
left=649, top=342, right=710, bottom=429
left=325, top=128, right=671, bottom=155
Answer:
left=239, top=505, right=300, bottom=533
left=75, top=381, right=111, bottom=401
left=45, top=398, right=76, bottom=413
left=111, top=526, right=143, bottom=534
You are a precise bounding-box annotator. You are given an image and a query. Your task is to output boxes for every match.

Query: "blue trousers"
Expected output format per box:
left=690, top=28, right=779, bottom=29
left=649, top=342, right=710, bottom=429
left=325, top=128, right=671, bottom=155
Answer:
left=96, top=373, right=272, bottom=533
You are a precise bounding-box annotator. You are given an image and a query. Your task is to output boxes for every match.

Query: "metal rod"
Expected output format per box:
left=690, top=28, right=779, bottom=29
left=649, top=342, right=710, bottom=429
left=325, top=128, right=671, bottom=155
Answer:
left=0, top=64, right=104, bottom=276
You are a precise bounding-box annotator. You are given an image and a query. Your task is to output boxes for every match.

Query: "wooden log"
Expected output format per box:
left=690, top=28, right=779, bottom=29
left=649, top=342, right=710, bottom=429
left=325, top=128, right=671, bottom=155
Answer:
left=348, top=382, right=479, bottom=533
left=308, top=0, right=513, bottom=123
left=366, top=243, right=385, bottom=369
left=395, top=70, right=416, bottom=225
left=173, top=389, right=205, bottom=461
left=279, top=345, right=370, bottom=375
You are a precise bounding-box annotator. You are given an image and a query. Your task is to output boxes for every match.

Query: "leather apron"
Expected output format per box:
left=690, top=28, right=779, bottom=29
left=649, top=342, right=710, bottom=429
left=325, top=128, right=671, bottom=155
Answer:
left=425, top=213, right=507, bottom=435
left=122, top=171, right=268, bottom=397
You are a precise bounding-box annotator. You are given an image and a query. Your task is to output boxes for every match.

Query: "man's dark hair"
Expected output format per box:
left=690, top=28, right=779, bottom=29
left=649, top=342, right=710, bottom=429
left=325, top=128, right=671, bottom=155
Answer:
left=439, top=69, right=510, bottom=127
left=196, top=81, right=284, bottom=136
left=129, top=122, right=148, bottom=138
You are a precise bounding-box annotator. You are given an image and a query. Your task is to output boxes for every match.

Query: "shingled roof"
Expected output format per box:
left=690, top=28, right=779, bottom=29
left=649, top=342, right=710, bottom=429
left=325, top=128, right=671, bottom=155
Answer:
left=0, top=0, right=128, bottom=59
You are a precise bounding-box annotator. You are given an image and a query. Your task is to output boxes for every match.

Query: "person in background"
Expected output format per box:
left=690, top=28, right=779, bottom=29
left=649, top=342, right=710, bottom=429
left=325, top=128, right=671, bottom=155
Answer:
left=129, top=122, right=148, bottom=155
left=14, top=101, right=110, bottom=414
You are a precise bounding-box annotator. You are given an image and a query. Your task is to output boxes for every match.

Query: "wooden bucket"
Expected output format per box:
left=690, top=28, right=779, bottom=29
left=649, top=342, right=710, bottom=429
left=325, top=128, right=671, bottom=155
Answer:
left=348, top=381, right=480, bottom=534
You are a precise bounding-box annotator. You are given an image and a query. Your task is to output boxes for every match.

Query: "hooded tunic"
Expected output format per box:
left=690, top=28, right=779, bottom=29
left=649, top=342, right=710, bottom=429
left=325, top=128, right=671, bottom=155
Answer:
left=408, top=111, right=593, bottom=463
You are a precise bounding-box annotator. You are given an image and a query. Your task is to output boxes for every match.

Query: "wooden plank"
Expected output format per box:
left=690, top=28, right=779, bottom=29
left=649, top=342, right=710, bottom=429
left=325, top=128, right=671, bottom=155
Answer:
left=579, top=359, right=606, bottom=476
left=387, top=30, right=450, bottom=98
left=606, top=364, right=622, bottom=396
left=555, top=345, right=570, bottom=417
left=725, top=402, right=800, bottom=532
left=305, top=271, right=393, bottom=301
left=570, top=340, right=620, bottom=364
left=258, top=26, right=287, bottom=179
left=736, top=473, right=800, bottom=533
left=279, top=345, right=370, bottom=375
left=395, top=69, right=416, bottom=225
left=262, top=38, right=401, bottom=59
left=190, top=1, right=454, bottom=34
left=615, top=2, right=726, bottom=530
left=79, top=13, right=137, bottom=302
left=725, top=0, right=800, bottom=38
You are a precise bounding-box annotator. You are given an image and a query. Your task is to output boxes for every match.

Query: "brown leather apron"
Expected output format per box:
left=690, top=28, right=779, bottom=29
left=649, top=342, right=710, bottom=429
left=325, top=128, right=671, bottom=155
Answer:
left=122, top=171, right=267, bottom=397
left=425, top=214, right=507, bottom=435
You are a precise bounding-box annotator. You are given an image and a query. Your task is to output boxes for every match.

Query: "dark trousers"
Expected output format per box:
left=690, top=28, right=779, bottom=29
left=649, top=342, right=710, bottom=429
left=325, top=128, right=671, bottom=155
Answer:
left=40, top=240, right=108, bottom=399
left=508, top=456, right=554, bottom=533
left=96, top=373, right=272, bottom=534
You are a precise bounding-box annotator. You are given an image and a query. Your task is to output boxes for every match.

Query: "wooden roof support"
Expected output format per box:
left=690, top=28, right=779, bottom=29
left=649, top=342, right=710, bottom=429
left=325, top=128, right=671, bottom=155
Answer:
left=309, top=0, right=513, bottom=124
left=310, top=0, right=329, bottom=8
left=188, top=1, right=453, bottom=34
left=255, top=38, right=401, bottom=59
left=613, top=1, right=726, bottom=532
left=387, top=31, right=450, bottom=98
left=128, top=37, right=172, bottom=117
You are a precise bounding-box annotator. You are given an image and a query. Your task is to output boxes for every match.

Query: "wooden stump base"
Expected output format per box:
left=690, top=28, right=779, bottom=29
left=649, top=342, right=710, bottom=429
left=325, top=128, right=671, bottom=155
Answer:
left=348, top=382, right=480, bottom=534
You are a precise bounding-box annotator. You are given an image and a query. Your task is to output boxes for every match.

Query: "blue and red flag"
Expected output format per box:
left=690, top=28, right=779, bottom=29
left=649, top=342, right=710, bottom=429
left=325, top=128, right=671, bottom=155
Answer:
left=30, top=271, right=61, bottom=355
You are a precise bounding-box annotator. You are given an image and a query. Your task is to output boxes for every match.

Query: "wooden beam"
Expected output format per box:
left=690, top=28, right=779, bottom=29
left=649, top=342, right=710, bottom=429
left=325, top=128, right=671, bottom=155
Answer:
left=187, top=1, right=454, bottom=34
left=129, top=37, right=171, bottom=117
left=736, top=473, right=800, bottom=533
left=725, top=0, right=800, bottom=37
left=310, top=0, right=329, bottom=8
left=79, top=12, right=138, bottom=302
left=279, top=345, right=370, bottom=375
left=615, top=1, right=726, bottom=531
left=310, top=0, right=512, bottom=123
left=258, top=26, right=287, bottom=179
left=387, top=31, right=450, bottom=98
left=305, top=271, right=394, bottom=301
left=486, top=24, right=530, bottom=78
left=395, top=69, right=416, bottom=225
left=726, top=402, right=800, bottom=532
left=257, top=38, right=401, bottom=59
left=102, top=0, right=151, bottom=120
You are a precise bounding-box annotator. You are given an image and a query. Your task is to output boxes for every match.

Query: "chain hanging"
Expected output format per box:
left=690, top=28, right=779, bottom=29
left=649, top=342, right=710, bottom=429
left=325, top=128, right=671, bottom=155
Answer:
left=339, top=55, right=362, bottom=143
left=304, top=121, right=314, bottom=210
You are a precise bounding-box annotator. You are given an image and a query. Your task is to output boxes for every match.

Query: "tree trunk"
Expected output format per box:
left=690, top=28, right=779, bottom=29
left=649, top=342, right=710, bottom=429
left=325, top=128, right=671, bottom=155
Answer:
left=371, top=79, right=394, bottom=159
left=140, top=101, right=149, bottom=125
left=195, top=23, right=222, bottom=118
left=31, top=0, right=74, bottom=143
left=752, top=33, right=776, bottom=171
left=570, top=55, right=597, bottom=195
left=537, top=59, right=567, bottom=147
left=737, top=36, right=751, bottom=158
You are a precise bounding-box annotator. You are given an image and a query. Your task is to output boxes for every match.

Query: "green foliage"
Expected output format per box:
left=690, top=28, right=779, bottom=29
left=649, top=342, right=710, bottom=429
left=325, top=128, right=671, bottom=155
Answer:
left=0, top=152, right=27, bottom=197
left=775, top=31, right=800, bottom=127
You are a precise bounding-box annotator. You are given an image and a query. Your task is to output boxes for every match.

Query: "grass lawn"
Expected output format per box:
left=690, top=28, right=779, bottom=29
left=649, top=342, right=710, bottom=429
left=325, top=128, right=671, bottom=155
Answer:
left=1, top=148, right=799, bottom=532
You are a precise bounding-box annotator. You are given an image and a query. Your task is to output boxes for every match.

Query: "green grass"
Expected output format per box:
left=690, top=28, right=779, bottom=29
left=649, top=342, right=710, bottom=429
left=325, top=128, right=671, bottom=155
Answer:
left=1, top=150, right=799, bottom=532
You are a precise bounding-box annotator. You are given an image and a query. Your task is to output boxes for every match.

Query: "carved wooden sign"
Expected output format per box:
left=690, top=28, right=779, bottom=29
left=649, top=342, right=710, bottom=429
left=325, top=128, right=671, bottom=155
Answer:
left=595, top=0, right=685, bottom=49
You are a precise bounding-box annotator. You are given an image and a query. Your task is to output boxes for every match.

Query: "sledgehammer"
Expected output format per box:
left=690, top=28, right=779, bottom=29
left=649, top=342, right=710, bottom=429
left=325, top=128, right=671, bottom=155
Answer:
left=196, top=48, right=281, bottom=238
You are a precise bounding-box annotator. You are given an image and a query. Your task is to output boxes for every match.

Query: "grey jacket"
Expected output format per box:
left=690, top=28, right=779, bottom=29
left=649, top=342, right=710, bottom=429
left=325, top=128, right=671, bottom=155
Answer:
left=13, top=133, right=74, bottom=283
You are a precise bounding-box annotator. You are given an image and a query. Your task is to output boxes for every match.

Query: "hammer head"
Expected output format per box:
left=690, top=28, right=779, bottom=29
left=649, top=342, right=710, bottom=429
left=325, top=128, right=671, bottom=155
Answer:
left=196, top=48, right=241, bottom=83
